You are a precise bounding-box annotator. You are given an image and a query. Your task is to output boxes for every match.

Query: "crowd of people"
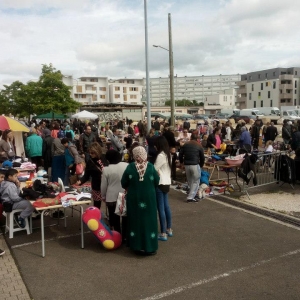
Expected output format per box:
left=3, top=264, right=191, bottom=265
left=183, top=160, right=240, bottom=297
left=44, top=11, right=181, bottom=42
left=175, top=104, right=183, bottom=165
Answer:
left=1, top=114, right=300, bottom=257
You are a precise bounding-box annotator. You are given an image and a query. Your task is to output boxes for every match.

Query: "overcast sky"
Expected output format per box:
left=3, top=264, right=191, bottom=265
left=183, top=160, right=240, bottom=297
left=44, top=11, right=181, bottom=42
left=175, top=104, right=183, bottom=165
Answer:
left=1, top=0, right=300, bottom=88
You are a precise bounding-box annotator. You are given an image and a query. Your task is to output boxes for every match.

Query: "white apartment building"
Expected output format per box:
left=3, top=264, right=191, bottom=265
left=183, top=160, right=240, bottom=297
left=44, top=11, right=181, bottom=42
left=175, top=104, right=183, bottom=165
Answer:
left=236, top=67, right=300, bottom=109
left=63, top=76, right=143, bottom=105
left=142, top=74, right=240, bottom=106
left=108, top=78, right=143, bottom=105
left=203, top=88, right=236, bottom=114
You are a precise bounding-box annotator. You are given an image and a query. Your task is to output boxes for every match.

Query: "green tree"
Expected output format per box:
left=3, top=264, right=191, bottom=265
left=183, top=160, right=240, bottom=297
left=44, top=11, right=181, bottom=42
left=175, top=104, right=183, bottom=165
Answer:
left=33, top=64, right=80, bottom=114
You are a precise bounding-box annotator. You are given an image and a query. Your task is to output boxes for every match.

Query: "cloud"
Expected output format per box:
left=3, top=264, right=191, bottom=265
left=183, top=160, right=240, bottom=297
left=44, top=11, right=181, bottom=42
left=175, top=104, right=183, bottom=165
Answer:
left=1, top=0, right=300, bottom=89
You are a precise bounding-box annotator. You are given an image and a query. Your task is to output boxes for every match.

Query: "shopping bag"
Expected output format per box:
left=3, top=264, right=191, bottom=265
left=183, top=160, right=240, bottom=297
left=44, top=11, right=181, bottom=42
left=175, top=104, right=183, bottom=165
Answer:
left=75, top=163, right=84, bottom=175
left=114, top=192, right=127, bottom=216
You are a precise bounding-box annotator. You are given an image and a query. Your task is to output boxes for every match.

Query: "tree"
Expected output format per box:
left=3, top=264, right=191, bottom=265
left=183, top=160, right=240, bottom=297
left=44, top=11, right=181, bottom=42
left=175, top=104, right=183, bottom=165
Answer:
left=33, top=64, right=80, bottom=114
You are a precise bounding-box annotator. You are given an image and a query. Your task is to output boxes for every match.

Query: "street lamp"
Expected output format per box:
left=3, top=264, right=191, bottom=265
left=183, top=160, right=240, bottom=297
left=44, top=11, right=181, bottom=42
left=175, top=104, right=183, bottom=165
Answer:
left=153, top=13, right=175, bottom=127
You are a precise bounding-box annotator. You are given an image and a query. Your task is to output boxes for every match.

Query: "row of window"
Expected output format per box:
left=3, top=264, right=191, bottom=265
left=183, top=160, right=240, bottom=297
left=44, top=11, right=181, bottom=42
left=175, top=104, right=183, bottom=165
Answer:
left=251, top=99, right=300, bottom=107
left=246, top=71, right=298, bottom=80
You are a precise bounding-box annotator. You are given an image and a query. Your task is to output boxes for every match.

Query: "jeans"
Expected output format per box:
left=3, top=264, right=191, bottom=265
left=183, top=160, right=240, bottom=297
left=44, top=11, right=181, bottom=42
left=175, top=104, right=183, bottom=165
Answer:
left=185, top=165, right=201, bottom=200
left=156, top=188, right=172, bottom=233
left=13, top=200, right=35, bottom=219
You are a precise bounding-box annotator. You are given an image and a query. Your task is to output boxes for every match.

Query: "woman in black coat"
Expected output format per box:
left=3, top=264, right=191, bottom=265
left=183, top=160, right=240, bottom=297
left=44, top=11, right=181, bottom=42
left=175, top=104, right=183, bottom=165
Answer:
left=42, top=129, right=54, bottom=174
left=207, top=128, right=223, bottom=150
left=76, top=142, right=108, bottom=209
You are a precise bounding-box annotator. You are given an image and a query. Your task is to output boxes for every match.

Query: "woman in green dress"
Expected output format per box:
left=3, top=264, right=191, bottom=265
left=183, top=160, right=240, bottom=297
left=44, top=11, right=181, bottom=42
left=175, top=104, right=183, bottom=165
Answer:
left=121, top=146, right=159, bottom=255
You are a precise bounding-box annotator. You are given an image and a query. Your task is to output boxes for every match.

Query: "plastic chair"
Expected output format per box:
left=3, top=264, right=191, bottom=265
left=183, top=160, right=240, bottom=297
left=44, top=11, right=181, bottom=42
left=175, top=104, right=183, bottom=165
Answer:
left=3, top=209, right=31, bottom=239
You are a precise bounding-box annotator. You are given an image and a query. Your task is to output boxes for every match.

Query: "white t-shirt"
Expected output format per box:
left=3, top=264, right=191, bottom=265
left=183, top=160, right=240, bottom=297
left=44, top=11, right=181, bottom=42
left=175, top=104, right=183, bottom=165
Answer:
left=225, top=127, right=231, bottom=140
left=265, top=145, right=273, bottom=152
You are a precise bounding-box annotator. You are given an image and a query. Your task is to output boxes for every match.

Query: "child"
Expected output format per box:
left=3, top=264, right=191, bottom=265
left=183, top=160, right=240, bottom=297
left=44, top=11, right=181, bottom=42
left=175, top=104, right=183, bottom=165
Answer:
left=0, top=168, right=34, bottom=228
left=201, top=135, right=208, bottom=149
left=0, top=170, right=5, bottom=256
left=170, top=147, right=178, bottom=182
left=263, top=140, right=274, bottom=168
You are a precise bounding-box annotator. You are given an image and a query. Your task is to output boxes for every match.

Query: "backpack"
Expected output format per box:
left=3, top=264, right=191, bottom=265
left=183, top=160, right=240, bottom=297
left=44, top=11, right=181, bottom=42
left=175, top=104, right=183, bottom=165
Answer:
left=65, top=131, right=72, bottom=140
left=57, top=129, right=65, bottom=139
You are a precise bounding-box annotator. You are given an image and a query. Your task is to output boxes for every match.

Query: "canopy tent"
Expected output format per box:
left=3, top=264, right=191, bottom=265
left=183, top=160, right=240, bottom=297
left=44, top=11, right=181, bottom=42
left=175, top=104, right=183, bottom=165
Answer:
left=71, top=110, right=98, bottom=120
left=35, top=112, right=67, bottom=119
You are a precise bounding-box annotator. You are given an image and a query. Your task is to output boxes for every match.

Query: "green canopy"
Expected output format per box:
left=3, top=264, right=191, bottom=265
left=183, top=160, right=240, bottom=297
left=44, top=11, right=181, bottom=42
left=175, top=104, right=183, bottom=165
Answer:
left=35, top=112, right=67, bottom=119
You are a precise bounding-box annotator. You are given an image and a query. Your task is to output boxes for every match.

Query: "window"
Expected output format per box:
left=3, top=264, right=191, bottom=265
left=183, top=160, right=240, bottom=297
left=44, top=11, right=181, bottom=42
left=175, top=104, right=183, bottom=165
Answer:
left=76, top=86, right=82, bottom=93
left=261, top=100, right=263, bottom=107
left=268, top=91, right=271, bottom=98
left=295, top=81, right=297, bottom=88
left=249, top=93, right=252, bottom=100
left=296, top=71, right=298, bottom=75
left=254, top=101, right=256, bottom=108
left=295, top=99, right=297, bottom=105
left=261, top=83, right=263, bottom=90
left=130, top=95, right=137, bottom=99
left=249, top=75, right=252, bottom=80
left=270, top=100, right=273, bottom=106
left=99, top=87, right=106, bottom=91
left=115, top=87, right=120, bottom=91
left=252, top=84, right=254, bottom=91
left=265, top=73, right=268, bottom=78
left=273, top=81, right=276, bottom=89
left=295, top=90, right=297, bottom=94
left=258, top=74, right=261, bottom=79
left=129, top=87, right=138, bottom=91
left=114, top=94, right=120, bottom=98
left=99, top=95, right=105, bottom=99
left=258, top=92, right=261, bottom=98
left=273, top=71, right=276, bottom=76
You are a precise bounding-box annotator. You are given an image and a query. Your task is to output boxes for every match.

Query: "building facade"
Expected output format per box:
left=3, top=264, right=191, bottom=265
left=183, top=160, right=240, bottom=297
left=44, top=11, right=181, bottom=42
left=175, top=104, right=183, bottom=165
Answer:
left=236, top=67, right=300, bottom=109
left=63, top=76, right=143, bottom=105
left=142, top=74, right=240, bottom=106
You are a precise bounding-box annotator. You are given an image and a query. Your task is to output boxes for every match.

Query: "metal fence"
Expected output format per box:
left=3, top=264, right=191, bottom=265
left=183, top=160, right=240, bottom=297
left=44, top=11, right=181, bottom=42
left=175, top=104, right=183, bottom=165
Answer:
left=242, top=150, right=293, bottom=199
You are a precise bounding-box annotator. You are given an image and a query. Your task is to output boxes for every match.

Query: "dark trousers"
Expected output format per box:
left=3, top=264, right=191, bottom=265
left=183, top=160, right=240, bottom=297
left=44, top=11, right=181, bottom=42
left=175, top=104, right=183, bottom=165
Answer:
left=107, top=202, right=127, bottom=241
left=31, top=156, right=43, bottom=172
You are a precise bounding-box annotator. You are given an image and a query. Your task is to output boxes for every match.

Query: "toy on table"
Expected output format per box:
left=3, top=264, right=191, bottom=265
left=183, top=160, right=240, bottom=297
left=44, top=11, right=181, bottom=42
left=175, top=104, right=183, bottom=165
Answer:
left=82, top=206, right=122, bottom=250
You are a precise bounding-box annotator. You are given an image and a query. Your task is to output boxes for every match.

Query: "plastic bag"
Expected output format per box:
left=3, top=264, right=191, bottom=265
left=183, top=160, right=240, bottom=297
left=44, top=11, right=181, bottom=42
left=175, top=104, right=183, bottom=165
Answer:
left=114, top=192, right=127, bottom=216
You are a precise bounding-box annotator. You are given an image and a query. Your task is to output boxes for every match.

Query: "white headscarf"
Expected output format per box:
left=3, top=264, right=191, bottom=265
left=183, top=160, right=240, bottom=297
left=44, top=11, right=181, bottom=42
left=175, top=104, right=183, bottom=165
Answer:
left=132, top=146, right=148, bottom=181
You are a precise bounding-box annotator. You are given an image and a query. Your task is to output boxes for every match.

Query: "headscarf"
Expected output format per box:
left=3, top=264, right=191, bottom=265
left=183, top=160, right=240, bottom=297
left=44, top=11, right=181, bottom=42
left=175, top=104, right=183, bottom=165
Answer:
left=132, top=146, right=148, bottom=181
left=66, top=125, right=70, bottom=131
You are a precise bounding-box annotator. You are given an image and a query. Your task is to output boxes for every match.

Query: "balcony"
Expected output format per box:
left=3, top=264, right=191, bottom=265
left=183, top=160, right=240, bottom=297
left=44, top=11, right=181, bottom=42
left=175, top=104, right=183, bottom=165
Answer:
left=236, top=96, right=246, bottom=103
left=280, top=93, right=292, bottom=99
left=279, top=74, right=293, bottom=80
left=236, top=80, right=247, bottom=86
left=279, top=84, right=293, bottom=90
left=237, top=88, right=247, bottom=95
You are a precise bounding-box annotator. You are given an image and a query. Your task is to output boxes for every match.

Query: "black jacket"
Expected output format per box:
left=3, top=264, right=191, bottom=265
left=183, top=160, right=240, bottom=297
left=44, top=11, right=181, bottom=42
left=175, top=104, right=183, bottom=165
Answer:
left=79, top=155, right=108, bottom=191
left=207, top=134, right=223, bottom=148
left=179, top=140, right=205, bottom=167
left=265, top=126, right=278, bottom=141
left=163, top=130, right=179, bottom=148
left=79, top=132, right=97, bottom=154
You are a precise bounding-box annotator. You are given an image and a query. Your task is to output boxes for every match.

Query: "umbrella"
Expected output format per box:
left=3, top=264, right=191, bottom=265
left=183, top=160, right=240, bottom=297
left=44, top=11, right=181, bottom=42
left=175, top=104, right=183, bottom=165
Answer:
left=0, top=116, right=30, bottom=132
left=71, top=110, right=98, bottom=120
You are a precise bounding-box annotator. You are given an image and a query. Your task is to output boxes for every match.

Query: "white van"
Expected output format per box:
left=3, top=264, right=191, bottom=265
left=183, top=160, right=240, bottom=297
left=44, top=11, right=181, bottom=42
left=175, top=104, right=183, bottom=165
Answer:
left=240, top=109, right=264, bottom=117
left=257, top=107, right=280, bottom=123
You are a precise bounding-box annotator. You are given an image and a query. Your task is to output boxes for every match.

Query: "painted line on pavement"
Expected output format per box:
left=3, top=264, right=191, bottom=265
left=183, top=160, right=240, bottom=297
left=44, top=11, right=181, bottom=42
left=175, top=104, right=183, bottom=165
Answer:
left=11, top=231, right=91, bottom=249
left=140, top=248, right=300, bottom=300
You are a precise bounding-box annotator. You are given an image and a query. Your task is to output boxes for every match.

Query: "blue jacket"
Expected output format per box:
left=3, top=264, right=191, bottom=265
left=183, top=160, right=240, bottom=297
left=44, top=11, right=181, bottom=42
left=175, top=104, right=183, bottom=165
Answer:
left=25, top=133, right=43, bottom=157
left=239, top=131, right=251, bottom=148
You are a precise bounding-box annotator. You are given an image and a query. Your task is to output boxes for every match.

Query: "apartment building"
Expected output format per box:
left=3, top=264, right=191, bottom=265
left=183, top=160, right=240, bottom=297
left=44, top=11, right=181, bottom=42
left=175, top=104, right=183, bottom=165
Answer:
left=236, top=67, right=300, bottom=109
left=203, top=88, right=236, bottom=114
left=142, top=74, right=240, bottom=106
left=63, top=76, right=143, bottom=105
left=108, top=78, right=143, bottom=105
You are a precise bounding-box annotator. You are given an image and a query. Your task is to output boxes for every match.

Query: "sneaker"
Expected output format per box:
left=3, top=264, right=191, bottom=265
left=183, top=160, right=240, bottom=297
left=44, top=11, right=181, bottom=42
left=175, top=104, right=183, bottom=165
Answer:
left=175, top=185, right=181, bottom=190
left=0, top=249, right=5, bottom=256
left=193, top=196, right=202, bottom=201
left=14, top=216, right=26, bottom=228
left=187, top=198, right=199, bottom=203
left=166, top=230, right=173, bottom=237
left=158, top=234, right=168, bottom=241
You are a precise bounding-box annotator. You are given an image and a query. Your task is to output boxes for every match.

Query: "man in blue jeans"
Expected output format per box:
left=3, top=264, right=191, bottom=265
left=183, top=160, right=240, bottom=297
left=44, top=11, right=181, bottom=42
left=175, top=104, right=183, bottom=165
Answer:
left=179, top=133, right=205, bottom=202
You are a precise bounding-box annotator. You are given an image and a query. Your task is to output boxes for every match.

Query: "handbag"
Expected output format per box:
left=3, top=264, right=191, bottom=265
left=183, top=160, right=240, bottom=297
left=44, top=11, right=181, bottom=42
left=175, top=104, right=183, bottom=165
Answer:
left=76, top=163, right=84, bottom=175
left=114, top=192, right=127, bottom=216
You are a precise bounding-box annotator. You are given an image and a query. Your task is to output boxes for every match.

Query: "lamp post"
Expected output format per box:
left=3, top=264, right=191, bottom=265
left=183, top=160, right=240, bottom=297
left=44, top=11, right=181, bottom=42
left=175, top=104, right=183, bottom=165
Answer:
left=153, top=13, right=175, bottom=127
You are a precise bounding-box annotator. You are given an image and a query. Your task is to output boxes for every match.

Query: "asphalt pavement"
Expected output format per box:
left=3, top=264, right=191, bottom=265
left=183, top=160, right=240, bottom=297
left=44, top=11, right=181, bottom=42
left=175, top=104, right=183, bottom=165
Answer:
left=2, top=187, right=300, bottom=300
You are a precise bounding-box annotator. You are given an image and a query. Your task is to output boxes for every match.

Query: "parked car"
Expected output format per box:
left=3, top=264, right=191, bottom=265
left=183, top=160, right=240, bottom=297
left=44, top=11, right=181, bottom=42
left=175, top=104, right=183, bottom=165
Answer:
left=215, top=113, right=230, bottom=120
left=229, top=115, right=251, bottom=123
left=194, top=114, right=210, bottom=121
